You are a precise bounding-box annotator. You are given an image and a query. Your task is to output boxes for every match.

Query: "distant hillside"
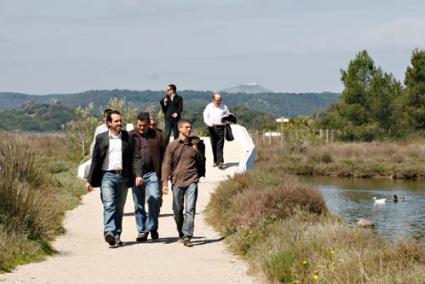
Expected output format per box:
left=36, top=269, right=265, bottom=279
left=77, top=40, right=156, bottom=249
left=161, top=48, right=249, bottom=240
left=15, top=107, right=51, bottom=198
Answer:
left=0, top=102, right=275, bottom=132
left=221, top=83, right=272, bottom=94
left=0, top=90, right=339, bottom=118
left=0, top=103, right=75, bottom=132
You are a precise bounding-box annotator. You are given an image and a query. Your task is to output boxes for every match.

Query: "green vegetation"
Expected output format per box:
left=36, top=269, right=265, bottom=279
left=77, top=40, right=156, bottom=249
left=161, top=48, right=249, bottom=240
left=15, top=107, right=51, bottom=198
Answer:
left=319, top=49, right=425, bottom=141
left=0, top=132, right=85, bottom=272
left=0, top=99, right=276, bottom=133
left=0, top=103, right=76, bottom=132
left=206, top=143, right=425, bottom=283
left=0, top=89, right=339, bottom=118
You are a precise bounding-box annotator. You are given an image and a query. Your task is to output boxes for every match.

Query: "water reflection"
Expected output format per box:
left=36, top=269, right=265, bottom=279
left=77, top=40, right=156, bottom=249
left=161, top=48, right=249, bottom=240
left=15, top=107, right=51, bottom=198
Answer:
left=298, top=176, right=425, bottom=244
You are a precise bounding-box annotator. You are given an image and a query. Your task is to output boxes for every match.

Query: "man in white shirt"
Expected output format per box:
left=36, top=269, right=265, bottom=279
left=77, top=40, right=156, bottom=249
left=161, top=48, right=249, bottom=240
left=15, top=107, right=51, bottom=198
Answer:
left=89, top=109, right=112, bottom=155
left=86, top=110, right=143, bottom=247
left=203, top=93, right=230, bottom=170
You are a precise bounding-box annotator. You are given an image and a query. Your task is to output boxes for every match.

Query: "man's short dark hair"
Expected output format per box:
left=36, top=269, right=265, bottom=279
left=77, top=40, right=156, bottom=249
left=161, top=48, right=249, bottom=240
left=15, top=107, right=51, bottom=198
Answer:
left=104, top=108, right=113, bottom=115
left=168, top=84, right=177, bottom=93
left=137, top=112, right=150, bottom=123
left=178, top=118, right=192, bottom=129
left=106, top=110, right=121, bottom=122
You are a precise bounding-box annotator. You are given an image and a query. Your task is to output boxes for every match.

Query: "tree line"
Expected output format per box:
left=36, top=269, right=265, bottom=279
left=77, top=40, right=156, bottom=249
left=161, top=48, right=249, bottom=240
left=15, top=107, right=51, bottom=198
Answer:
left=319, top=49, right=425, bottom=141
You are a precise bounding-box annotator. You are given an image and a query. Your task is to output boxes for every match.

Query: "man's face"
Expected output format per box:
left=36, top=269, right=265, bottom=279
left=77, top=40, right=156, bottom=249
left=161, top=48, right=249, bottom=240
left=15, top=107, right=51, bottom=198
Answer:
left=107, top=114, right=122, bottom=132
left=213, top=95, right=222, bottom=107
left=179, top=122, right=192, bottom=138
left=149, top=119, right=157, bottom=129
left=166, top=86, right=174, bottom=96
left=137, top=119, right=149, bottom=134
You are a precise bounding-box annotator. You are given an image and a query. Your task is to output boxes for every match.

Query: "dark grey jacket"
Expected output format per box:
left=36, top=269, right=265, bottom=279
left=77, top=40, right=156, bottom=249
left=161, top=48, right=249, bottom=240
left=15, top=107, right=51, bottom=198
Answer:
left=87, top=130, right=140, bottom=187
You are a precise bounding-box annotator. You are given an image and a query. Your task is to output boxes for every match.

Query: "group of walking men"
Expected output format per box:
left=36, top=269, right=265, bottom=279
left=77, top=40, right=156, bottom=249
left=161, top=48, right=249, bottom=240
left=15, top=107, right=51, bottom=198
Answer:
left=85, top=84, right=232, bottom=248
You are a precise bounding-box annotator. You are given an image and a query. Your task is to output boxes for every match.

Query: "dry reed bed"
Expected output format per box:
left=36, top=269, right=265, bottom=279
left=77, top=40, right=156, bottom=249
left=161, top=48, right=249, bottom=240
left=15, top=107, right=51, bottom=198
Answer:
left=0, top=132, right=84, bottom=272
left=261, top=141, right=425, bottom=179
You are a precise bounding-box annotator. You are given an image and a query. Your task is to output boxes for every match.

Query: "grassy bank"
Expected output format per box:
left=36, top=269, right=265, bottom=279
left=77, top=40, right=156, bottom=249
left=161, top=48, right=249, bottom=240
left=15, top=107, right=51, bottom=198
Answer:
left=206, top=144, right=425, bottom=283
left=262, top=141, right=425, bottom=179
left=0, top=132, right=85, bottom=272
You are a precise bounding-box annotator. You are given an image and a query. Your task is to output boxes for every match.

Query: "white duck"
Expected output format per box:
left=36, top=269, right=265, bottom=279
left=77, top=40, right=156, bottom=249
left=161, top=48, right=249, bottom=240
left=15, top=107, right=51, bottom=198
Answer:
left=373, top=197, right=386, bottom=204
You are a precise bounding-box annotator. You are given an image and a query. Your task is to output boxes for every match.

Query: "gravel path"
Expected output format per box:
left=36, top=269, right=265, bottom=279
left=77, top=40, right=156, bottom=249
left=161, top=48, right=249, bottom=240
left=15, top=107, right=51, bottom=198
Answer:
left=0, top=138, right=256, bottom=284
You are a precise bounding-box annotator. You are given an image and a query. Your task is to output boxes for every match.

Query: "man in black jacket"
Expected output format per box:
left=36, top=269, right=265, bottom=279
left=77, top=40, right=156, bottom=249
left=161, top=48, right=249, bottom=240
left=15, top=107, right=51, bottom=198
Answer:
left=86, top=110, right=143, bottom=247
left=160, top=84, right=183, bottom=144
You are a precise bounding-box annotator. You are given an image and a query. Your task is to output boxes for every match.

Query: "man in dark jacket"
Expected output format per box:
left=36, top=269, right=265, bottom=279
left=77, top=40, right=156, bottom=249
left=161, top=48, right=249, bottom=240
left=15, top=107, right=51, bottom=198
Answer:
left=86, top=110, right=143, bottom=247
left=160, top=84, right=183, bottom=144
left=131, top=112, right=164, bottom=242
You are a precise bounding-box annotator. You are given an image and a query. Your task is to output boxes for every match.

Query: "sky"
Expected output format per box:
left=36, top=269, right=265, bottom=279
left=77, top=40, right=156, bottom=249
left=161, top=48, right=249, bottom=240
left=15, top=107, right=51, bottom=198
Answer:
left=1, top=0, right=425, bottom=94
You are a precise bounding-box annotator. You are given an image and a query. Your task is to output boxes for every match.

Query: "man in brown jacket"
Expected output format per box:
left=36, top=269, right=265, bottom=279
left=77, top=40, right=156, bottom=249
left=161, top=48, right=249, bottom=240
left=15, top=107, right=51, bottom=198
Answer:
left=162, top=118, right=205, bottom=247
left=131, top=112, right=164, bottom=242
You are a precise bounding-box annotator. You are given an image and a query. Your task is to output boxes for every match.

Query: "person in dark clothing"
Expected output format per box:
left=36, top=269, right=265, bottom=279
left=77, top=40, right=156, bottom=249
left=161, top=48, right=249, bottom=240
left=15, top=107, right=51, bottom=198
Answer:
left=86, top=110, right=143, bottom=247
left=131, top=112, right=165, bottom=242
left=160, top=84, right=183, bottom=144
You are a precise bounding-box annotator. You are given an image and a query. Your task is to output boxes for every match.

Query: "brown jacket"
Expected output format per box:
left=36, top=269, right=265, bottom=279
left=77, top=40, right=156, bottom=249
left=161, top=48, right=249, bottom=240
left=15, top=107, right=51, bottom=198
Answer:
left=131, top=128, right=164, bottom=179
left=161, top=136, right=203, bottom=188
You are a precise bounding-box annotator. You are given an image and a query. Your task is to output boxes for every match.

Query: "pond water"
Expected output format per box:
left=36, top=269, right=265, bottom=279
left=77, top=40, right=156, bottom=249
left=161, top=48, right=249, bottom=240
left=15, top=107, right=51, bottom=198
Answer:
left=298, top=176, right=425, bottom=244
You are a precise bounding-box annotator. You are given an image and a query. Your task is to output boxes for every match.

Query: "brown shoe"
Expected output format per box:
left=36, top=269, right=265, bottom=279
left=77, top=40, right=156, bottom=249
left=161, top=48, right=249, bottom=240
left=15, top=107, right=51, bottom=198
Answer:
left=218, top=163, right=224, bottom=170
left=212, top=163, right=218, bottom=167
left=104, top=233, right=116, bottom=246
left=183, top=239, right=194, bottom=247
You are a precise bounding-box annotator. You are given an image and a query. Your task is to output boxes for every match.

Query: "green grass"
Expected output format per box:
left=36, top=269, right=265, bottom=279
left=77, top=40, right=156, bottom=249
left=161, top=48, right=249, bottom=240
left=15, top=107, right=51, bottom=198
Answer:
left=0, top=132, right=84, bottom=272
left=206, top=142, right=425, bottom=283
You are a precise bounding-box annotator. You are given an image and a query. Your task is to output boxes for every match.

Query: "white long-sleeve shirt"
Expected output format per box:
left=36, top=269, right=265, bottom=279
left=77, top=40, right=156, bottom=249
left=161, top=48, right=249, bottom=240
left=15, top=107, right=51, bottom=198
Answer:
left=203, top=103, right=230, bottom=127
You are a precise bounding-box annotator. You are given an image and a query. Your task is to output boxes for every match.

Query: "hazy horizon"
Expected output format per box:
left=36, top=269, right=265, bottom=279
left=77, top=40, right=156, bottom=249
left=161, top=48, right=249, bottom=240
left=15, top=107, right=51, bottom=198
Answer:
left=1, top=1, right=425, bottom=94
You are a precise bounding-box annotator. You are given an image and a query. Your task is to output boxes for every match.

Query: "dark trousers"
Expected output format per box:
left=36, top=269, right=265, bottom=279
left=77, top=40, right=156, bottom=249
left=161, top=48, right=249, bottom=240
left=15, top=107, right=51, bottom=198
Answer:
left=164, top=119, right=179, bottom=144
left=208, top=126, right=225, bottom=164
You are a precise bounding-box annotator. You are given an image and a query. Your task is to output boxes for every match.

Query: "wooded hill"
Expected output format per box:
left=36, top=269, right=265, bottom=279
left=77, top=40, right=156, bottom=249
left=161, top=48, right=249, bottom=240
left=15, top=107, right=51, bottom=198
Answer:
left=0, top=90, right=339, bottom=118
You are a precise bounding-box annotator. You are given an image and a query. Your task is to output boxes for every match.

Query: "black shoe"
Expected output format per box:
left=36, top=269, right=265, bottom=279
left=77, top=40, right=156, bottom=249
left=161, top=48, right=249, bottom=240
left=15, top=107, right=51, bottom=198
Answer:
left=104, top=233, right=116, bottom=246
left=136, top=233, right=148, bottom=242
left=183, top=239, right=194, bottom=247
left=115, top=237, right=123, bottom=246
left=150, top=230, right=159, bottom=240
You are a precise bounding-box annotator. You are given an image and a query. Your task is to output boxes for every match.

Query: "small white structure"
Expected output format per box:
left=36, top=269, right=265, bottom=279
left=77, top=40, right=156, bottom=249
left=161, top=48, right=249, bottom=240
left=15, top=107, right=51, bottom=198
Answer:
left=276, top=117, right=290, bottom=123
left=230, top=124, right=256, bottom=174
left=264, top=131, right=281, bottom=137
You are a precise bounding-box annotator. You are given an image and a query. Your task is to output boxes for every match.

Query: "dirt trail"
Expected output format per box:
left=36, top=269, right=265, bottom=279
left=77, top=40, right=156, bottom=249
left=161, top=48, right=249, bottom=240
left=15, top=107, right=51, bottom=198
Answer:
left=0, top=138, right=256, bottom=284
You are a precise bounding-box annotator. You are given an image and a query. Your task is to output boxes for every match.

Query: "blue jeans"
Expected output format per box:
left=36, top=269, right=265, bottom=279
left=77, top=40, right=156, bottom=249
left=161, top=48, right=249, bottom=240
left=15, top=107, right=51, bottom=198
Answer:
left=131, top=171, right=161, bottom=234
left=100, top=172, right=128, bottom=238
left=172, top=183, right=198, bottom=240
left=164, top=119, right=179, bottom=144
